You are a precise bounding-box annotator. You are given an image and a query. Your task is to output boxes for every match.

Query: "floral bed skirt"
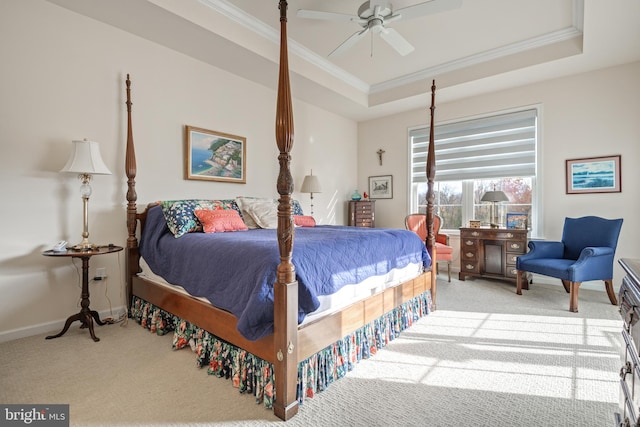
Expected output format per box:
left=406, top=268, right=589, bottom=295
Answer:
left=130, top=291, right=432, bottom=410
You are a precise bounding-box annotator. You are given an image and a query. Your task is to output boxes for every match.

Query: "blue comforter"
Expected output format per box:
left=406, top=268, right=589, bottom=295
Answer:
left=140, top=205, right=431, bottom=341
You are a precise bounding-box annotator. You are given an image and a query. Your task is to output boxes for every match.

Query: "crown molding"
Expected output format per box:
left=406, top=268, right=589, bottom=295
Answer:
left=200, top=0, right=584, bottom=99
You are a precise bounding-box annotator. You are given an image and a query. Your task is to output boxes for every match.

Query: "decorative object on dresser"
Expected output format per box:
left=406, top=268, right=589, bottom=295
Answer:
left=60, top=139, right=112, bottom=251
left=348, top=200, right=375, bottom=227
left=184, top=125, right=246, bottom=183
left=459, top=227, right=528, bottom=283
left=42, top=245, right=123, bottom=342
left=480, top=186, right=509, bottom=228
left=405, top=214, right=453, bottom=282
left=300, top=170, right=322, bottom=215
left=565, top=154, right=621, bottom=194
left=617, top=258, right=640, bottom=426
left=368, top=175, right=393, bottom=199
left=516, top=216, right=622, bottom=312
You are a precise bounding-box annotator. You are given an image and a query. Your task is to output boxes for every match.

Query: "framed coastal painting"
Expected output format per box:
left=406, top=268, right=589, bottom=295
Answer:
left=369, top=175, right=393, bottom=199
left=185, top=125, right=246, bottom=183
left=565, top=155, right=620, bottom=194
left=506, top=213, right=528, bottom=229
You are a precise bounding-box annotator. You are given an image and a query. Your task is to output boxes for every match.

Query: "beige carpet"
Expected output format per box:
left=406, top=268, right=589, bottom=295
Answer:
left=0, top=277, right=622, bottom=426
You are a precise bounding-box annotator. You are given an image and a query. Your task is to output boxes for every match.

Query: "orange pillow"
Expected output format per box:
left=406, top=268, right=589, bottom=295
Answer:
left=294, top=215, right=316, bottom=227
left=194, top=209, right=248, bottom=233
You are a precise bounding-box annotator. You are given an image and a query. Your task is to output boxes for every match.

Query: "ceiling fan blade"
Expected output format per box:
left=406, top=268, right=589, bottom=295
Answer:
left=328, top=27, right=370, bottom=58
left=297, top=9, right=362, bottom=24
left=394, top=0, right=463, bottom=20
left=379, top=27, right=415, bottom=56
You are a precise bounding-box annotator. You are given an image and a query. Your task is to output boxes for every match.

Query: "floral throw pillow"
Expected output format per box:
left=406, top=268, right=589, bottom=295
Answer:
left=160, top=199, right=241, bottom=238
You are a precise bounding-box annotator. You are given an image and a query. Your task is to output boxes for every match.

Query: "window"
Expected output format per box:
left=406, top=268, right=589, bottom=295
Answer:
left=409, top=108, right=539, bottom=236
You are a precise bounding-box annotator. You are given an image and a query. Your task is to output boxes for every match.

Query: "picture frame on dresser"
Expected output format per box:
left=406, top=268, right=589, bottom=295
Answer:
left=368, top=175, right=393, bottom=199
left=185, top=125, right=246, bottom=183
left=565, top=155, right=621, bottom=194
left=506, top=213, right=528, bottom=229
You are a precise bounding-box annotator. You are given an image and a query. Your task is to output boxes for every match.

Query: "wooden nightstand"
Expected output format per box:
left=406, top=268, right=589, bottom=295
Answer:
left=43, top=245, right=123, bottom=342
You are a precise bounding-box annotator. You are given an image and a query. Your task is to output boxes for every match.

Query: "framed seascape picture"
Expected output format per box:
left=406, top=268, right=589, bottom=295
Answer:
left=185, top=125, right=246, bottom=183
left=506, top=213, right=528, bottom=229
left=369, top=175, right=393, bottom=199
left=565, top=155, right=621, bottom=194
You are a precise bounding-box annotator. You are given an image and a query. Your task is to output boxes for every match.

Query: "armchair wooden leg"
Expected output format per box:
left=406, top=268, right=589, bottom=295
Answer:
left=516, top=270, right=524, bottom=295
left=447, top=262, right=451, bottom=282
left=569, top=281, right=581, bottom=313
left=604, top=279, right=617, bottom=305
left=560, top=280, right=571, bottom=293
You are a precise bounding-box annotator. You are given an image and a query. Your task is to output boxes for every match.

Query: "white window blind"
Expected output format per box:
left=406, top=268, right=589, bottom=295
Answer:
left=410, top=109, right=537, bottom=182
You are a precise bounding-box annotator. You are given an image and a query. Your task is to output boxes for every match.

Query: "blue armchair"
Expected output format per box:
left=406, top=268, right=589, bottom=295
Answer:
left=516, top=216, right=623, bottom=312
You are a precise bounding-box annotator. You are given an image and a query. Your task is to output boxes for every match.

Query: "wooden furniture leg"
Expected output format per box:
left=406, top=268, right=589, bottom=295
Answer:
left=569, top=281, right=581, bottom=313
left=604, top=279, right=617, bottom=305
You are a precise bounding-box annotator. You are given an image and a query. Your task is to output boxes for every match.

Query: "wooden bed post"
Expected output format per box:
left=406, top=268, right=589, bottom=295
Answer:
left=426, top=80, right=437, bottom=309
left=273, top=0, right=299, bottom=420
left=125, top=74, right=140, bottom=310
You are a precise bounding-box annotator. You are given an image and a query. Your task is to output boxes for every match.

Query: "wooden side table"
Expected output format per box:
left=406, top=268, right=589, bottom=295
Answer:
left=42, top=245, right=123, bottom=342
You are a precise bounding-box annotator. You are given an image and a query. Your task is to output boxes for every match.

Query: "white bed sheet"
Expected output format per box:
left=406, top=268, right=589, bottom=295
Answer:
left=138, top=257, right=424, bottom=326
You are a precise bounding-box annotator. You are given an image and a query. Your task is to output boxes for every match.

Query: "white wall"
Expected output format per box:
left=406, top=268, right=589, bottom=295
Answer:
left=359, top=60, right=640, bottom=288
left=0, top=0, right=357, bottom=340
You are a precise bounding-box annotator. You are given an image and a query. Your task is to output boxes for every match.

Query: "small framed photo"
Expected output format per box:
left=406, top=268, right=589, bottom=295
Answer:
left=565, top=155, right=621, bottom=194
left=369, top=175, right=393, bottom=199
left=185, top=125, right=246, bottom=183
left=469, top=220, right=481, bottom=228
left=506, top=213, right=528, bottom=229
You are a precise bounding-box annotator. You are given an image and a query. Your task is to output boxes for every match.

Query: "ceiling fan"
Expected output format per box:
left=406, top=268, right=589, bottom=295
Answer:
left=297, top=0, right=463, bottom=58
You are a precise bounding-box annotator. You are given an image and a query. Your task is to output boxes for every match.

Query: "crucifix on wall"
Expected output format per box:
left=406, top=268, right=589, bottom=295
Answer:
left=377, top=148, right=385, bottom=166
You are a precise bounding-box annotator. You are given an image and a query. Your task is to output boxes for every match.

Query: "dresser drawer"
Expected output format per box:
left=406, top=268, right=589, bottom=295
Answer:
left=506, top=253, right=520, bottom=265
left=506, top=240, right=527, bottom=253
left=461, top=238, right=478, bottom=250
left=461, top=248, right=478, bottom=261
left=461, top=261, right=479, bottom=274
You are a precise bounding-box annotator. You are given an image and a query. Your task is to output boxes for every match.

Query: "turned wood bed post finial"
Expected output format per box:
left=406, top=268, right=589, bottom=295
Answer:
left=125, top=73, right=137, bottom=244
left=273, top=0, right=299, bottom=421
left=426, top=79, right=437, bottom=308
left=125, top=74, right=140, bottom=310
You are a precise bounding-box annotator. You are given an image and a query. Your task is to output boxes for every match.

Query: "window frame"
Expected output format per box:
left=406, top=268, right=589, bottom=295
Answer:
left=407, top=105, right=543, bottom=238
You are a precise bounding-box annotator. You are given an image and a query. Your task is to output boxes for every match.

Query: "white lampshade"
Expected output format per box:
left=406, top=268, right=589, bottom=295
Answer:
left=301, top=171, right=322, bottom=194
left=61, top=139, right=111, bottom=175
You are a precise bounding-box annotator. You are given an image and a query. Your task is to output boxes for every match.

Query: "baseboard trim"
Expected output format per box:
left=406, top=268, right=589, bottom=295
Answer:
left=0, top=306, right=126, bottom=343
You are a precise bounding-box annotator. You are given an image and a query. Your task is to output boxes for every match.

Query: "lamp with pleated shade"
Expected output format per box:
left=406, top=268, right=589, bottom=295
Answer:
left=61, top=139, right=111, bottom=250
left=300, top=170, right=322, bottom=216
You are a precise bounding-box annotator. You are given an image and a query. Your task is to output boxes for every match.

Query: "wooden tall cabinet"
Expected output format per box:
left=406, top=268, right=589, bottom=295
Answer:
left=617, top=258, right=640, bottom=426
left=348, top=200, right=375, bottom=228
left=459, top=227, right=528, bottom=283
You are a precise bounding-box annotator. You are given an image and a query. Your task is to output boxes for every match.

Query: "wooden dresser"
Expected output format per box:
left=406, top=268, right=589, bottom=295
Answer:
left=459, top=227, right=528, bottom=283
left=616, top=258, right=640, bottom=426
left=348, top=200, right=375, bottom=228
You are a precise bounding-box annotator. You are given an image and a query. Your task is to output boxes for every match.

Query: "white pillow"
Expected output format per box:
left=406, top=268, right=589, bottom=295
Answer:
left=235, top=196, right=260, bottom=229
left=237, top=197, right=279, bottom=229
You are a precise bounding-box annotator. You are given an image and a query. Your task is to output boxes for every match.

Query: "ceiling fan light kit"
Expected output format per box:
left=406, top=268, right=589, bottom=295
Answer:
left=297, top=0, right=463, bottom=58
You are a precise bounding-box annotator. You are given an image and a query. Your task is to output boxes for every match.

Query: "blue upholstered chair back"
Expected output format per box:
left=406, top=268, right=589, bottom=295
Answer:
left=561, top=216, right=623, bottom=260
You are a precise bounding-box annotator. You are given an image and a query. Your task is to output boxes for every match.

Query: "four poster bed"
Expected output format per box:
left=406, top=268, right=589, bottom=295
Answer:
left=124, top=1, right=438, bottom=421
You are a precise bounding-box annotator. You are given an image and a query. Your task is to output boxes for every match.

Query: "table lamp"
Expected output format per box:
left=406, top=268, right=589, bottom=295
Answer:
left=60, top=139, right=112, bottom=250
left=300, top=170, right=322, bottom=216
left=480, top=188, right=509, bottom=228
